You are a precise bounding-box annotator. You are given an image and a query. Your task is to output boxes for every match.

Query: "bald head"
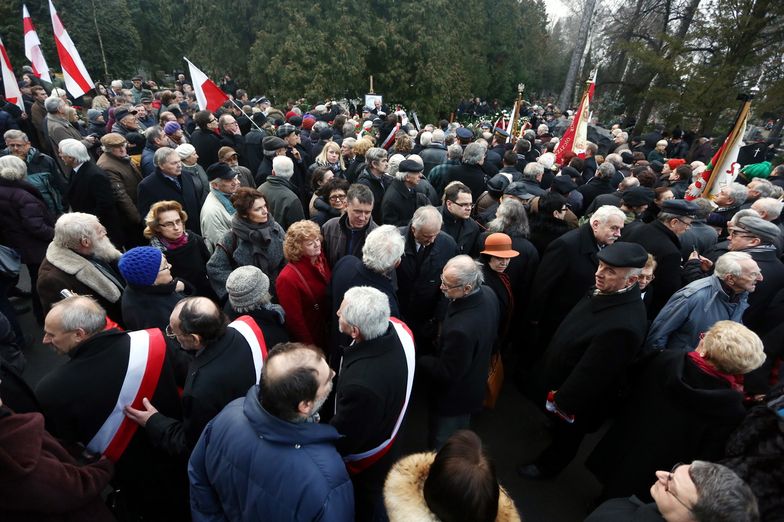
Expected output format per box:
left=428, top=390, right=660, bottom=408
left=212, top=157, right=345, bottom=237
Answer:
left=170, top=297, right=227, bottom=350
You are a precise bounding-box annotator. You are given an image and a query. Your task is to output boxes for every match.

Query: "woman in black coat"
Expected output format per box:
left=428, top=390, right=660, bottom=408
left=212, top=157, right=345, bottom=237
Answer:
left=118, top=246, right=192, bottom=331
left=479, top=233, right=518, bottom=351
left=0, top=155, right=55, bottom=323
left=529, top=192, right=572, bottom=257
left=144, top=200, right=217, bottom=300
left=586, top=320, right=766, bottom=502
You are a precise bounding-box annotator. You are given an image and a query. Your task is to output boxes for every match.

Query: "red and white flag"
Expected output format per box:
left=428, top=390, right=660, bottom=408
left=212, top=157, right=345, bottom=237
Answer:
left=0, top=34, right=26, bottom=113
left=23, top=4, right=51, bottom=83
left=184, top=57, right=228, bottom=112
left=48, top=0, right=94, bottom=98
left=554, top=72, right=597, bottom=165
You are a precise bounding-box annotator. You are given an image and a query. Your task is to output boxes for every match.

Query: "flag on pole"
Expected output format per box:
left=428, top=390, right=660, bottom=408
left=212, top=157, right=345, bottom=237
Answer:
left=0, top=34, right=26, bottom=113
left=554, top=72, right=597, bottom=165
left=48, top=0, right=94, bottom=98
left=23, top=4, right=51, bottom=83
left=686, top=97, right=751, bottom=200
left=184, top=57, right=228, bottom=112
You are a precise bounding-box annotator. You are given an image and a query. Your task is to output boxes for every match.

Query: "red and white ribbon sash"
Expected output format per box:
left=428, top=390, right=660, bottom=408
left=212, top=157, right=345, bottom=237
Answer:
left=228, top=315, right=268, bottom=384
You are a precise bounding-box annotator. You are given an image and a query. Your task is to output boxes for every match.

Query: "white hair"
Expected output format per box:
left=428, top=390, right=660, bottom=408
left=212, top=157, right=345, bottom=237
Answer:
left=388, top=154, right=406, bottom=178
left=53, top=212, right=100, bottom=250
left=111, top=80, right=123, bottom=89
left=58, top=139, right=90, bottom=164
left=715, top=251, right=753, bottom=279
left=44, top=96, right=64, bottom=114
left=444, top=255, right=484, bottom=289
left=362, top=225, right=405, bottom=273
left=0, top=155, right=27, bottom=181
left=50, top=295, right=106, bottom=336
left=431, top=129, right=445, bottom=144
left=342, top=286, right=390, bottom=341
left=591, top=205, right=626, bottom=225
left=538, top=152, right=556, bottom=170
left=272, top=155, right=294, bottom=179
left=752, top=198, right=783, bottom=220
left=420, top=131, right=432, bottom=147
left=411, top=205, right=442, bottom=230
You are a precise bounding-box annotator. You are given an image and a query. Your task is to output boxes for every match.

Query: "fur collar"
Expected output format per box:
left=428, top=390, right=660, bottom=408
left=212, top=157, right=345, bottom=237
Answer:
left=384, top=452, right=521, bottom=522
left=45, top=243, right=122, bottom=303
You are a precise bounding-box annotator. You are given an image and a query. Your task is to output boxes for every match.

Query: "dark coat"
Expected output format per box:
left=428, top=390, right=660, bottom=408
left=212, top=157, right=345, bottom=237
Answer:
left=154, top=232, right=217, bottom=300
left=419, top=286, right=500, bottom=416
left=357, top=168, right=393, bottom=225
left=587, top=350, right=747, bottom=501
left=445, top=163, right=487, bottom=201
left=120, top=279, right=189, bottom=331
left=529, top=215, right=572, bottom=258
left=145, top=323, right=262, bottom=455
left=439, top=205, right=483, bottom=257
left=481, top=230, right=540, bottom=317
left=0, top=178, right=54, bottom=264
left=0, top=409, right=115, bottom=522
left=744, top=248, right=784, bottom=336
left=137, top=168, right=206, bottom=236
left=321, top=213, right=379, bottom=268
left=66, top=161, right=123, bottom=244
left=258, top=176, right=306, bottom=231
left=224, top=304, right=289, bottom=350
left=382, top=179, right=429, bottom=226
left=241, top=129, right=266, bottom=175
left=622, top=220, right=685, bottom=318
left=585, top=497, right=666, bottom=522
left=190, top=128, right=222, bottom=169
left=396, top=227, right=457, bottom=334
left=420, top=143, right=448, bottom=177
left=534, top=285, right=647, bottom=431
left=331, top=323, right=409, bottom=457
left=529, top=224, right=600, bottom=352
left=35, top=329, right=188, bottom=519
left=576, top=176, right=613, bottom=210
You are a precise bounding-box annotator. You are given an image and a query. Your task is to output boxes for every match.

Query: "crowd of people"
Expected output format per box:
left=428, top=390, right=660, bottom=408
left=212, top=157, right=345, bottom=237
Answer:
left=1, top=72, right=783, bottom=521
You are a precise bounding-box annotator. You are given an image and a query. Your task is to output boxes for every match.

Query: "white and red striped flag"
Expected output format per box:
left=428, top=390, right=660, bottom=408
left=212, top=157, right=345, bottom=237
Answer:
left=0, top=34, right=26, bottom=113
left=23, top=4, right=51, bottom=83
left=184, top=57, right=228, bottom=112
left=48, top=0, right=94, bottom=98
left=554, top=72, right=597, bottom=165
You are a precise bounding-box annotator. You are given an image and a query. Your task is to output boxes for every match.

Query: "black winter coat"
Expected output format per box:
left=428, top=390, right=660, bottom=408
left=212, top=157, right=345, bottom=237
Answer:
left=191, top=128, right=222, bottom=169
left=137, top=169, right=206, bottom=236
left=743, top=248, right=784, bottom=336
left=382, top=179, right=429, bottom=226
left=622, top=220, right=684, bottom=318
left=0, top=178, right=54, bottom=264
left=66, top=161, right=123, bottom=245
left=224, top=304, right=289, bottom=350
left=576, top=176, right=613, bottom=210
left=533, top=285, right=647, bottom=431
left=419, top=286, right=500, bottom=416
left=439, top=205, right=482, bottom=257
left=445, top=163, right=486, bottom=201
left=357, top=168, right=393, bottom=225
left=419, top=143, right=447, bottom=177
left=120, top=279, right=190, bottom=331
left=156, top=232, right=216, bottom=300
left=586, top=350, right=747, bottom=501
left=585, top=497, right=666, bottom=522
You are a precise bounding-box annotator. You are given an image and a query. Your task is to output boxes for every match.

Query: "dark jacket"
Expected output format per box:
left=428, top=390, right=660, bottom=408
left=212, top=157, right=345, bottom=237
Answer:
left=529, top=215, right=572, bottom=258
left=0, top=178, right=54, bottom=264
left=137, top=168, right=207, bottom=236
left=382, top=179, right=429, bottom=226
left=190, top=128, right=222, bottom=169
left=242, top=129, right=266, bottom=176
left=152, top=232, right=217, bottom=300
left=224, top=304, right=289, bottom=349
left=587, top=350, right=747, bottom=501
left=585, top=497, right=666, bottom=522
left=357, top=168, right=393, bottom=225
left=0, top=409, right=115, bottom=522
left=97, top=151, right=143, bottom=245
left=145, top=323, right=263, bottom=455
left=529, top=224, right=600, bottom=351
left=743, top=248, right=784, bottom=336
left=120, top=279, right=189, bottom=331
left=419, top=286, right=500, bottom=416
left=576, top=176, right=613, bottom=210
left=258, top=176, right=306, bottom=231
left=66, top=161, right=123, bottom=244
left=445, top=163, right=487, bottom=201
left=622, top=220, right=685, bottom=318
left=35, top=329, right=187, bottom=519
left=396, top=227, right=457, bottom=333
left=535, top=285, right=647, bottom=431
left=439, top=205, right=482, bottom=257
left=188, top=386, right=354, bottom=521
left=321, top=213, right=379, bottom=268
left=419, top=143, right=447, bottom=177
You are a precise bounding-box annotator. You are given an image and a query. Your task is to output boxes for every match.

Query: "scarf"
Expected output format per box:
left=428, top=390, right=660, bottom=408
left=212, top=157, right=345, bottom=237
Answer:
left=211, top=189, right=237, bottom=215
left=687, top=351, right=744, bottom=392
left=151, top=231, right=189, bottom=251
left=231, top=214, right=283, bottom=273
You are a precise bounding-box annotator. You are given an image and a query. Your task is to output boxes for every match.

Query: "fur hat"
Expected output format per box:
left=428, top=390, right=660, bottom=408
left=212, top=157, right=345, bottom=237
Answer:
left=118, top=247, right=162, bottom=287
left=226, top=266, right=270, bottom=312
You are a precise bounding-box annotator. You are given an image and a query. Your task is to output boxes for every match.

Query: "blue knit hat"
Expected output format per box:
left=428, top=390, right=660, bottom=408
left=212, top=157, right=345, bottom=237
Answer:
left=118, top=247, right=163, bottom=286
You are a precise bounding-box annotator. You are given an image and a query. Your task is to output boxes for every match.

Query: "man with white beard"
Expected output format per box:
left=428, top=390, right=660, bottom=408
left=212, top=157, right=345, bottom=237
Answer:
left=37, top=212, right=126, bottom=325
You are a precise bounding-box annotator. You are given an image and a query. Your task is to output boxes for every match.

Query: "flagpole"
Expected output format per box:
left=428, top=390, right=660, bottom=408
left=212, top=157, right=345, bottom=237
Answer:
left=229, top=97, right=265, bottom=133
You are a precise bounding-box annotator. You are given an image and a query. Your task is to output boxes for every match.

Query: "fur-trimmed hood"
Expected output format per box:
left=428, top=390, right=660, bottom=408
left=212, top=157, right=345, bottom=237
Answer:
left=384, top=452, right=521, bottom=522
left=44, top=242, right=122, bottom=303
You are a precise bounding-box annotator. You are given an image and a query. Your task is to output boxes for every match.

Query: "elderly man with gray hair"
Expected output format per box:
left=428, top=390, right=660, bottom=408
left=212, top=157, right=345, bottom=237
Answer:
left=357, top=147, right=392, bottom=225
left=381, top=159, right=430, bottom=226
left=419, top=255, right=500, bottom=449
left=331, top=285, right=416, bottom=520
left=577, top=160, right=616, bottom=210
left=44, top=96, right=96, bottom=172
left=647, top=251, right=762, bottom=351
left=444, top=141, right=488, bottom=201
left=420, top=128, right=448, bottom=177
left=397, top=205, right=458, bottom=351
left=258, top=155, right=305, bottom=230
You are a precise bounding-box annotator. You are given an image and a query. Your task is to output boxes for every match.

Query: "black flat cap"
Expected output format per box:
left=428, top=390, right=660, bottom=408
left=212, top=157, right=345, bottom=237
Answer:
left=206, top=162, right=236, bottom=181
left=262, top=136, right=287, bottom=151
left=621, top=187, right=655, bottom=207
left=660, top=199, right=699, bottom=217
left=597, top=242, right=648, bottom=268
left=398, top=159, right=424, bottom=173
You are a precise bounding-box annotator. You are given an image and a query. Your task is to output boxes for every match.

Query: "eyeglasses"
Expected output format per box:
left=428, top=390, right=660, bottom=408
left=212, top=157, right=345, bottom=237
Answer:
left=674, top=218, right=692, bottom=228
left=450, top=201, right=474, bottom=210
left=159, top=219, right=183, bottom=228
left=329, top=194, right=347, bottom=202
left=208, top=118, right=217, bottom=123
left=665, top=463, right=694, bottom=513
left=728, top=230, right=756, bottom=239
left=159, top=261, right=172, bottom=272
left=638, top=273, right=655, bottom=282
left=440, top=276, right=464, bottom=291
left=165, top=324, right=177, bottom=338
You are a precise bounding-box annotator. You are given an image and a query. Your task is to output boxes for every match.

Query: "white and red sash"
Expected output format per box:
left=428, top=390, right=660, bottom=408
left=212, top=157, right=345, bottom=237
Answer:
left=380, top=123, right=401, bottom=150
left=87, top=329, right=166, bottom=461
left=344, top=317, right=416, bottom=474
left=228, top=315, right=268, bottom=384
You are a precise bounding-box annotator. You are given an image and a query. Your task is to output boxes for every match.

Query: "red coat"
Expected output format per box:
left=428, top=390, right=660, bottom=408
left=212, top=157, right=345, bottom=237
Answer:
left=276, top=254, right=332, bottom=349
left=0, top=409, right=115, bottom=522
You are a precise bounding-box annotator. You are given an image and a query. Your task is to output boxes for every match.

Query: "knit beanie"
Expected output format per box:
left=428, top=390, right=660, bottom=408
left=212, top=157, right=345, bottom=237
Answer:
left=87, top=108, right=103, bottom=123
left=164, top=122, right=181, bottom=135
left=176, top=143, right=196, bottom=160
left=226, top=266, right=270, bottom=312
left=118, top=247, right=163, bottom=287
